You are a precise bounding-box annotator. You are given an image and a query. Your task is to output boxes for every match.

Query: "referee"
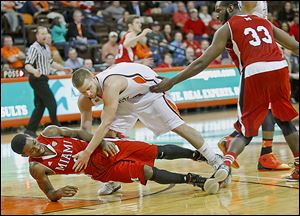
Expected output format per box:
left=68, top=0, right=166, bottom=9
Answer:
left=24, top=26, right=73, bottom=137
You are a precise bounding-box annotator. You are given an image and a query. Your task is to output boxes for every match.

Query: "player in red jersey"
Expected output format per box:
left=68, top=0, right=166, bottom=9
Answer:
left=150, top=1, right=299, bottom=183
left=218, top=1, right=290, bottom=171
left=11, top=125, right=220, bottom=201
left=115, top=15, right=152, bottom=64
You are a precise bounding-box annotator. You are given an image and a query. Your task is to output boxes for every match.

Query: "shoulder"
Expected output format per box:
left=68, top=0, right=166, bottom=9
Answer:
left=42, top=125, right=60, bottom=137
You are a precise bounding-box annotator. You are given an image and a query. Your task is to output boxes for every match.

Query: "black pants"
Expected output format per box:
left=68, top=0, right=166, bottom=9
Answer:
left=26, top=74, right=60, bottom=132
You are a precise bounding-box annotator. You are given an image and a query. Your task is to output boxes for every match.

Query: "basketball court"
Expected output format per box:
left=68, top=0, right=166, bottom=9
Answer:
left=1, top=106, right=299, bottom=215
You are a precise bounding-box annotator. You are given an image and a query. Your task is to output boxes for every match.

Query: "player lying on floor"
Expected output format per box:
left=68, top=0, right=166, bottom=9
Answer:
left=11, top=125, right=221, bottom=202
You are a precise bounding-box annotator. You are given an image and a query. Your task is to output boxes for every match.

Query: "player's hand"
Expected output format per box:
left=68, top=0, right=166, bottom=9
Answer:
left=142, top=28, right=152, bottom=36
left=102, top=141, right=120, bottom=157
left=72, top=150, right=91, bottom=172
left=149, top=76, right=174, bottom=93
left=33, top=69, right=41, bottom=78
left=63, top=67, right=73, bottom=74
left=56, top=185, right=79, bottom=198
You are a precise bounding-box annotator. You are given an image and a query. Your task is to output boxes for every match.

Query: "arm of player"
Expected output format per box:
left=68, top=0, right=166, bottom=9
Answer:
left=72, top=79, right=122, bottom=172
left=150, top=24, right=230, bottom=93
left=272, top=24, right=299, bottom=56
left=78, top=95, right=94, bottom=133
left=123, top=28, right=152, bottom=49
left=29, top=162, right=78, bottom=202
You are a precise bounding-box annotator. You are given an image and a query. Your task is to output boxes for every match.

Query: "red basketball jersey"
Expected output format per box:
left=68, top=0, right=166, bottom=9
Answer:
left=115, top=32, right=137, bottom=64
left=29, top=134, right=97, bottom=175
left=227, top=15, right=284, bottom=72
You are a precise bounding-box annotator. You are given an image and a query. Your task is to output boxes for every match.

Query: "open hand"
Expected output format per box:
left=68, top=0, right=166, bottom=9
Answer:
left=102, top=141, right=120, bottom=157
left=149, top=76, right=174, bottom=93
left=57, top=185, right=79, bottom=198
left=72, top=150, right=91, bottom=172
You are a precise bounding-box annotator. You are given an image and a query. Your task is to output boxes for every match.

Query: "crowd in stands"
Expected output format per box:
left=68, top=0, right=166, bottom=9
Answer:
left=1, top=1, right=299, bottom=101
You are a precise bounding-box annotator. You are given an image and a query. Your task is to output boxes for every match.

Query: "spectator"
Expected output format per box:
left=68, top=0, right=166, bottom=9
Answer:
left=281, top=22, right=293, bottom=36
left=169, top=32, right=186, bottom=66
left=136, top=37, right=151, bottom=59
left=103, top=1, right=125, bottom=21
left=126, top=1, right=144, bottom=16
left=157, top=53, right=173, bottom=68
left=64, top=48, right=84, bottom=70
left=66, top=10, right=98, bottom=47
left=1, top=36, right=25, bottom=69
left=183, top=9, right=209, bottom=41
left=50, top=17, right=70, bottom=58
left=290, top=15, right=299, bottom=42
left=267, top=12, right=280, bottom=28
left=117, top=10, right=130, bottom=32
left=83, top=58, right=95, bottom=72
left=45, top=34, right=64, bottom=66
left=183, top=31, right=202, bottom=57
left=199, top=5, right=212, bottom=26
left=200, top=39, right=210, bottom=53
left=278, top=2, right=295, bottom=23
left=172, top=2, right=189, bottom=29
left=101, top=31, right=119, bottom=61
left=162, top=24, right=174, bottom=43
left=186, top=1, right=196, bottom=12
left=208, top=11, right=222, bottom=36
left=59, top=1, right=81, bottom=23
left=159, top=1, right=178, bottom=15
left=184, top=46, right=196, bottom=66
left=98, top=53, right=115, bottom=71
left=144, top=1, right=162, bottom=15
left=1, top=1, right=21, bottom=33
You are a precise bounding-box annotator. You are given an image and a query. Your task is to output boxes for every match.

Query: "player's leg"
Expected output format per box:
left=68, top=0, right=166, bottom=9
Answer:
left=144, top=165, right=219, bottom=194
left=258, top=109, right=290, bottom=171
left=269, top=67, right=299, bottom=181
left=156, top=145, right=206, bottom=161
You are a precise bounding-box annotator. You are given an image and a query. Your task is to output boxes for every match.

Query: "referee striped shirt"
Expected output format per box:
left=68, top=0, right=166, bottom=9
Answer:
left=25, top=41, right=53, bottom=76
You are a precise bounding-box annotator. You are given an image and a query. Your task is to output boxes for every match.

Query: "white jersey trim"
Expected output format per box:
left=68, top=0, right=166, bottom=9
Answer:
left=244, top=60, right=288, bottom=78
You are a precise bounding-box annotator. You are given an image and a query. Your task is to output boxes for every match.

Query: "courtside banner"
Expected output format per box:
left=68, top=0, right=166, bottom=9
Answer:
left=1, top=65, right=239, bottom=127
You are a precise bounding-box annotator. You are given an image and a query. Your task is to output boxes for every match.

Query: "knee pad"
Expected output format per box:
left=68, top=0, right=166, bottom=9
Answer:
left=274, top=118, right=297, bottom=136
left=236, top=133, right=253, bottom=146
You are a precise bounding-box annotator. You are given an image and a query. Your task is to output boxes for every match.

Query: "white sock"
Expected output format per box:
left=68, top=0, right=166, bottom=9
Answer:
left=198, top=143, right=216, bottom=163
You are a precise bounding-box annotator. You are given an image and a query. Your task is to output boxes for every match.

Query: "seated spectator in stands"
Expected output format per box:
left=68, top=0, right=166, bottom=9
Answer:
left=1, top=36, right=25, bottom=69
left=45, top=34, right=64, bottom=65
left=199, top=5, right=212, bottom=27
left=290, top=15, right=299, bottom=42
left=144, top=1, right=162, bottom=15
left=66, top=10, right=98, bottom=47
left=186, top=1, right=196, bottom=12
left=278, top=2, right=295, bottom=23
left=98, top=53, right=115, bottom=71
left=1, top=1, right=22, bottom=33
left=117, top=11, right=130, bottom=32
left=157, top=53, right=173, bottom=68
left=281, top=22, right=293, bottom=36
left=183, top=9, right=209, bottom=41
left=50, top=17, right=70, bottom=58
left=183, top=31, right=202, bottom=58
left=159, top=1, right=178, bottom=15
left=59, top=1, right=81, bottom=23
left=64, top=48, right=84, bottom=70
left=184, top=47, right=196, bottom=66
left=135, top=37, right=154, bottom=67
left=200, top=39, right=210, bottom=54
left=83, top=58, right=95, bottom=72
left=172, top=2, right=189, bottom=30
left=169, top=32, right=186, bottom=66
left=103, top=1, right=125, bottom=21
left=101, top=31, right=119, bottom=61
left=267, top=12, right=280, bottom=28
left=80, top=2, right=104, bottom=27
left=162, top=24, right=174, bottom=43
left=126, top=1, right=144, bottom=16
left=208, top=11, right=222, bottom=37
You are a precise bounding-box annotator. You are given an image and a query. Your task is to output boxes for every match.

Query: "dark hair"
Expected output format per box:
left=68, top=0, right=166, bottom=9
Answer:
left=126, top=15, right=140, bottom=26
left=11, top=134, right=27, bottom=154
left=219, top=1, right=239, bottom=9
left=50, top=17, right=60, bottom=29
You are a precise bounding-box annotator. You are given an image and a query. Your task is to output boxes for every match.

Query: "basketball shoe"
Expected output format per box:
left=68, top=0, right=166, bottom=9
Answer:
left=285, top=162, right=299, bottom=182
left=212, top=164, right=231, bottom=183
left=97, top=182, right=121, bottom=195
left=217, top=136, right=240, bottom=168
left=257, top=153, right=291, bottom=171
left=207, top=154, right=224, bottom=171
left=186, top=173, right=220, bottom=194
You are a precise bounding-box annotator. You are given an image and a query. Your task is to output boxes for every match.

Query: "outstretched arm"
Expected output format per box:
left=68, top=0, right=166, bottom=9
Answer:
left=29, top=162, right=78, bottom=202
left=150, top=23, right=230, bottom=93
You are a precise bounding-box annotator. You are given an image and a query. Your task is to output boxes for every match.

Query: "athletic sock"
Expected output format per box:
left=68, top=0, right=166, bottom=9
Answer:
left=260, top=139, right=273, bottom=156
left=224, top=152, right=237, bottom=167
left=150, top=167, right=187, bottom=184
left=198, top=142, right=215, bottom=163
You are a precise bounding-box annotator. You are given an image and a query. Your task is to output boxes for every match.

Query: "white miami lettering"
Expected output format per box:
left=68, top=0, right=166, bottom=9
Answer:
left=55, top=140, right=73, bottom=171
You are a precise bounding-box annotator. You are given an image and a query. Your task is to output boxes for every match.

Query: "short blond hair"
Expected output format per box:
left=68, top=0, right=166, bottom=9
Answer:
left=72, top=68, right=93, bottom=88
